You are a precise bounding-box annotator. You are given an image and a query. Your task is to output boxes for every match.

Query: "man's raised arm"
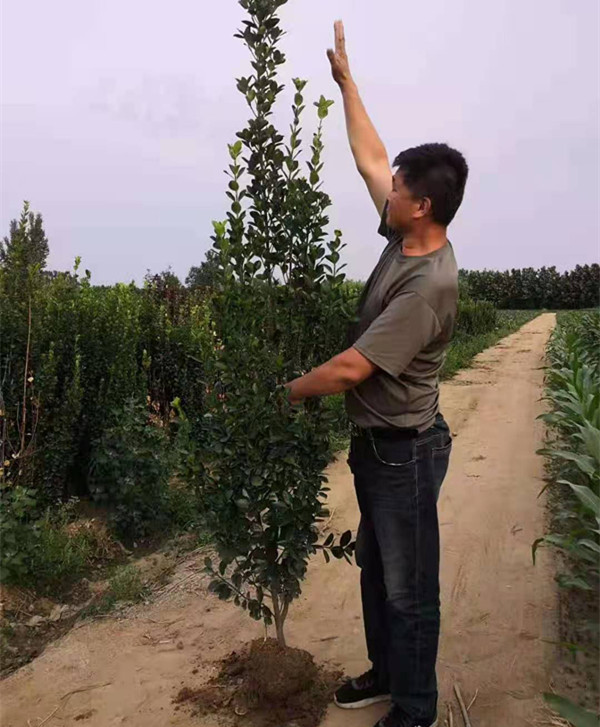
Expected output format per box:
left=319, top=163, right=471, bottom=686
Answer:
left=327, top=20, right=393, bottom=216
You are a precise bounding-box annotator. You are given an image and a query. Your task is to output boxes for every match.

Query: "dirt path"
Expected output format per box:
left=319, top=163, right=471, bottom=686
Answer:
left=1, top=314, right=557, bottom=727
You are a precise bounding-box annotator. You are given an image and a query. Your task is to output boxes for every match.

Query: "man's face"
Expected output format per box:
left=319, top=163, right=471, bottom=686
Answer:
left=386, top=171, right=424, bottom=233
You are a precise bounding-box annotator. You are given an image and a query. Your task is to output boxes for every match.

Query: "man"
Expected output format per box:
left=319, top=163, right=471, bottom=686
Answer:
left=284, top=20, right=468, bottom=727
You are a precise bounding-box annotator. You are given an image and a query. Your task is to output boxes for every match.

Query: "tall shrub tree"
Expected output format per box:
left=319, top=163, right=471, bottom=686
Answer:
left=193, top=0, right=354, bottom=646
left=186, top=250, right=221, bottom=289
left=0, top=203, right=50, bottom=491
left=0, top=202, right=49, bottom=288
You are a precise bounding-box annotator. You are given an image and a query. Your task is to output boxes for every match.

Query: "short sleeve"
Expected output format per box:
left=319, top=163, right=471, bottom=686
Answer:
left=353, top=292, right=441, bottom=377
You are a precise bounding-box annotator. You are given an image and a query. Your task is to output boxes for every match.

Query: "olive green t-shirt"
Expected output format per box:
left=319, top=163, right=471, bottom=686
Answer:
left=345, top=207, right=458, bottom=433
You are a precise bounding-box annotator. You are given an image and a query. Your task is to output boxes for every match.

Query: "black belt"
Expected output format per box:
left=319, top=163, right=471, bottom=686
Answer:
left=350, top=422, right=420, bottom=440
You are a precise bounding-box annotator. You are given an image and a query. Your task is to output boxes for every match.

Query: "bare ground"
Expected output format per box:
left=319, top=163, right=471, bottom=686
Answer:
left=0, top=313, right=558, bottom=727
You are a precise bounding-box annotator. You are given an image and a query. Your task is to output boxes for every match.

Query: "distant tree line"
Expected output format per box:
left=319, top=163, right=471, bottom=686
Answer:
left=459, top=265, right=599, bottom=310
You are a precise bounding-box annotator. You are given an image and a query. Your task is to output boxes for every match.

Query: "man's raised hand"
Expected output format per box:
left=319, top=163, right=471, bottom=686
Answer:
left=326, top=20, right=352, bottom=88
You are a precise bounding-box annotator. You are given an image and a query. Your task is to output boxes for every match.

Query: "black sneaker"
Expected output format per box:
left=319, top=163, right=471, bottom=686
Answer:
left=375, top=704, right=438, bottom=727
left=334, top=669, right=391, bottom=709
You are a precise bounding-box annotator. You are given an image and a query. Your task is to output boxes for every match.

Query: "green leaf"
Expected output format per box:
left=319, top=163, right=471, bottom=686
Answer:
left=292, top=78, right=307, bottom=92
left=217, top=583, right=231, bottom=601
left=565, top=482, right=600, bottom=518
left=340, top=530, right=352, bottom=548
left=550, top=451, right=596, bottom=478
left=236, top=78, right=249, bottom=95
left=579, top=539, right=600, bottom=555
left=543, top=693, right=600, bottom=727
left=212, top=220, right=226, bottom=237
left=558, top=575, right=594, bottom=591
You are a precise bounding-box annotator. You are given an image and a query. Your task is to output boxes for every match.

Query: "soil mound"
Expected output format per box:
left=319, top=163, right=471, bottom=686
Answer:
left=174, top=638, right=343, bottom=727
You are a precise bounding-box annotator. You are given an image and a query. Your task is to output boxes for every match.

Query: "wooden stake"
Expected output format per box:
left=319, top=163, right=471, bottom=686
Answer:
left=448, top=702, right=455, bottom=727
left=454, top=683, right=473, bottom=727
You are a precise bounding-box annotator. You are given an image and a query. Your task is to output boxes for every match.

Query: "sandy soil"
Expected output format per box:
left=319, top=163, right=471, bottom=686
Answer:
left=0, top=314, right=558, bottom=727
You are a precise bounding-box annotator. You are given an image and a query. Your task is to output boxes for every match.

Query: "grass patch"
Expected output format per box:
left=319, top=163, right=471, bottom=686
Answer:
left=32, top=514, right=94, bottom=592
left=108, top=564, right=147, bottom=602
left=84, top=564, right=148, bottom=617
left=442, top=310, right=540, bottom=380
left=0, top=496, right=117, bottom=595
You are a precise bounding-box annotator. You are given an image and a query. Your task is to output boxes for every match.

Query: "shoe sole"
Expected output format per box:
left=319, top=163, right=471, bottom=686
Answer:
left=334, top=693, right=391, bottom=709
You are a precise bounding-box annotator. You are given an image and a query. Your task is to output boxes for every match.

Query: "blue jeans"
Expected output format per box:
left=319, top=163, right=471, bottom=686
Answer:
left=348, top=414, right=452, bottom=720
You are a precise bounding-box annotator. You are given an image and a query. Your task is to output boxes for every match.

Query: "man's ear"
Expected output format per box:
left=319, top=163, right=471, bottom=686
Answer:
left=414, top=196, right=432, bottom=219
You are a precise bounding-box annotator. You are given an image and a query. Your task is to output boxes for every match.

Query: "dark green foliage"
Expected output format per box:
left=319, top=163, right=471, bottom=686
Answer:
left=186, top=250, right=221, bottom=289
left=0, top=201, right=49, bottom=293
left=191, top=0, right=355, bottom=646
left=0, top=491, right=98, bottom=590
left=0, top=5, right=370, bottom=600
left=144, top=267, right=182, bottom=290
left=455, top=298, right=498, bottom=336
left=89, top=398, right=172, bottom=540
left=0, top=207, right=215, bottom=574
left=1, top=202, right=55, bottom=496
left=460, top=265, right=600, bottom=310
left=0, top=486, right=39, bottom=583
left=28, top=504, right=95, bottom=591
left=0, top=213, right=214, bottom=509
left=138, top=275, right=213, bottom=432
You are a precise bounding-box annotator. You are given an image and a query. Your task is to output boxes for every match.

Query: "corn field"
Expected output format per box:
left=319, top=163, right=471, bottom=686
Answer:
left=535, top=311, right=600, bottom=726
left=536, top=311, right=600, bottom=590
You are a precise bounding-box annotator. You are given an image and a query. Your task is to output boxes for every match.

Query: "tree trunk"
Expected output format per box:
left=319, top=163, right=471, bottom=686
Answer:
left=275, top=615, right=286, bottom=648
left=20, top=296, right=32, bottom=454
left=271, top=590, right=287, bottom=648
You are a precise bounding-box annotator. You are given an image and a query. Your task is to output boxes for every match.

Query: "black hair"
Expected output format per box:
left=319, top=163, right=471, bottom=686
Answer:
left=393, top=143, right=469, bottom=226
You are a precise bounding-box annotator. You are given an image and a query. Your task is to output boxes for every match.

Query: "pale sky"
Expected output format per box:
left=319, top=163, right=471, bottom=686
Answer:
left=1, top=0, right=598, bottom=284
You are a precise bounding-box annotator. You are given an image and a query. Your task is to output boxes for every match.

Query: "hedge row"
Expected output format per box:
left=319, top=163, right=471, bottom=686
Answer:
left=460, top=265, right=599, bottom=310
